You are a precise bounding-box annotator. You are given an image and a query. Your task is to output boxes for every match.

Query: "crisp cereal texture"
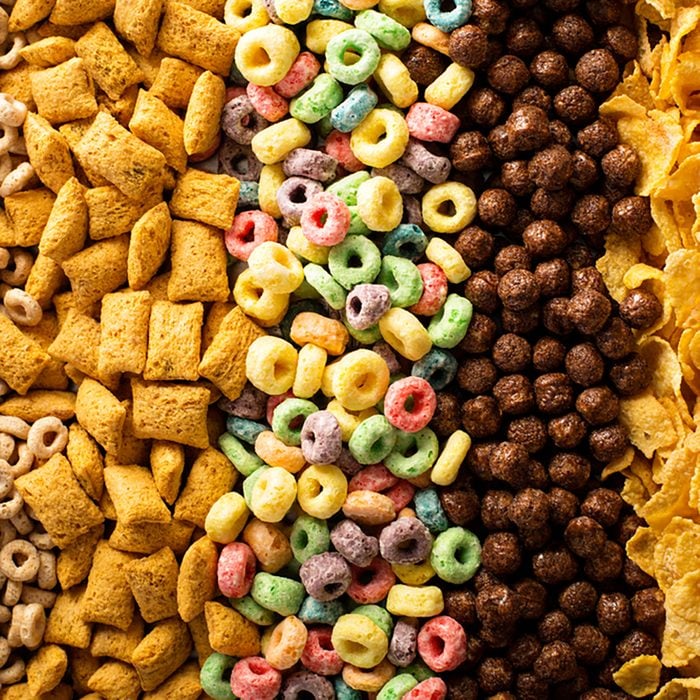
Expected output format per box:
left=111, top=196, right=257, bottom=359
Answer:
left=25, top=254, right=66, bottom=309
left=144, top=300, right=203, bottom=382
left=16, top=453, right=104, bottom=548
left=188, top=612, right=213, bottom=665
left=205, top=600, right=261, bottom=656
left=23, top=111, right=75, bottom=193
left=24, top=314, right=69, bottom=391
left=19, top=36, right=76, bottom=67
left=3, top=683, right=72, bottom=700
left=173, top=446, right=237, bottom=528
left=128, top=201, right=172, bottom=290
left=110, top=400, right=151, bottom=469
left=57, top=523, right=104, bottom=589
left=98, top=290, right=152, bottom=376
left=126, top=45, right=164, bottom=88
left=113, top=0, right=163, bottom=57
left=130, top=377, right=210, bottom=448
left=74, top=377, right=127, bottom=455
left=90, top=616, right=145, bottom=663
left=8, top=0, right=55, bottom=31
left=150, top=440, right=185, bottom=505
left=39, top=176, right=88, bottom=263
left=131, top=617, right=192, bottom=690
left=85, top=185, right=153, bottom=241
left=169, top=169, right=239, bottom=229
left=168, top=220, right=229, bottom=302
left=50, top=0, right=116, bottom=25
left=25, top=644, right=68, bottom=696
left=0, top=62, right=38, bottom=111
left=0, top=210, right=16, bottom=247
left=45, top=586, right=92, bottom=648
left=201, top=301, right=234, bottom=351
left=144, top=272, right=171, bottom=301
left=182, top=0, right=225, bottom=16
left=176, top=535, right=217, bottom=622
left=109, top=518, right=193, bottom=556
left=4, top=187, right=55, bottom=246
left=53, top=290, right=99, bottom=326
left=148, top=57, right=202, bottom=110
left=66, top=422, right=105, bottom=500
left=104, top=464, right=171, bottom=525
left=0, top=390, right=75, bottom=421
left=124, top=546, right=179, bottom=623
left=87, top=660, right=141, bottom=700
left=142, top=660, right=201, bottom=699
left=183, top=70, right=225, bottom=155
left=100, top=489, right=117, bottom=520
left=59, top=119, right=112, bottom=188
left=0, top=314, right=51, bottom=395
left=97, top=83, right=140, bottom=127
left=70, top=649, right=101, bottom=696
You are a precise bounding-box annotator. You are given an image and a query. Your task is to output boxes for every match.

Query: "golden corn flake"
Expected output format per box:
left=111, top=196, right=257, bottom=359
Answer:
left=596, top=230, right=642, bottom=302
left=654, top=678, right=700, bottom=700
left=619, top=391, right=678, bottom=458
left=614, top=655, right=662, bottom=698
left=665, top=249, right=700, bottom=328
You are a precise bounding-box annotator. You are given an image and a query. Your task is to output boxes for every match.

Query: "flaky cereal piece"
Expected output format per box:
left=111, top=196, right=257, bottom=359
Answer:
left=149, top=57, right=202, bottom=110
left=24, top=111, right=74, bottom=193
left=205, top=601, right=261, bottom=656
left=0, top=62, right=38, bottom=111
left=125, top=547, right=179, bottom=623
left=45, top=586, right=92, bottom=648
left=98, top=290, right=151, bottom=376
left=97, top=83, right=139, bottom=127
left=23, top=314, right=69, bottom=391
left=143, top=660, right=201, bottom=700
left=181, top=0, right=225, bottom=16
left=62, top=235, right=130, bottom=308
left=51, top=0, right=115, bottom=25
left=70, top=649, right=100, bottom=696
left=57, top=523, right=103, bottom=589
left=114, top=0, right=163, bottom=57
left=199, top=306, right=265, bottom=400
left=26, top=644, right=68, bottom=696
left=188, top=612, right=213, bottom=665
left=4, top=187, right=55, bottom=246
left=177, top=535, right=217, bottom=622
left=150, top=441, right=185, bottom=505
left=132, top=617, right=192, bottom=691
left=0, top=390, right=75, bottom=421
left=110, top=518, right=193, bottom=556
left=168, top=220, right=229, bottom=303
left=75, top=377, right=126, bottom=455
left=73, top=111, right=166, bottom=199
left=157, top=1, right=239, bottom=75
left=25, top=255, right=66, bottom=310
left=144, top=300, right=203, bottom=382
left=202, top=301, right=235, bottom=351
left=104, top=465, right=171, bottom=525
left=128, top=202, right=171, bottom=290
left=87, top=660, right=141, bottom=700
left=39, top=176, right=88, bottom=262
left=20, top=36, right=76, bottom=67
left=8, top=0, right=55, bottom=31
left=170, top=169, right=239, bottom=229
left=30, top=57, right=97, bottom=124
left=66, top=423, right=104, bottom=500
left=90, top=617, right=145, bottom=663
left=86, top=185, right=148, bottom=241
left=183, top=70, right=226, bottom=155
left=0, top=315, right=51, bottom=395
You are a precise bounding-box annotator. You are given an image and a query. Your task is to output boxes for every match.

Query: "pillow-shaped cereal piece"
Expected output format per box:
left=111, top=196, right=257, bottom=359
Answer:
left=127, top=201, right=172, bottom=290
left=170, top=169, right=239, bottom=229
left=141, top=661, right=201, bottom=700
left=97, top=83, right=140, bottom=126
left=114, top=0, right=163, bottom=57
left=70, top=649, right=100, bottom=696
left=201, top=301, right=235, bottom=351
left=75, top=378, right=126, bottom=455
left=66, top=423, right=104, bottom=500
left=39, top=177, right=87, bottom=262
left=22, top=314, right=68, bottom=391
left=104, top=465, right=171, bottom=526
left=44, top=586, right=93, bottom=649
left=150, top=441, right=185, bottom=505
left=145, top=273, right=172, bottom=301
left=0, top=390, right=75, bottom=421
left=110, top=519, right=193, bottom=557
left=24, top=112, right=74, bottom=193
left=26, top=644, right=68, bottom=696
left=57, top=523, right=103, bottom=589
left=177, top=536, right=218, bottom=622
left=204, top=601, right=261, bottom=656
left=87, top=661, right=141, bottom=700
left=86, top=185, right=152, bottom=241
left=0, top=210, right=15, bottom=247
left=30, top=57, right=97, bottom=124
left=19, top=37, right=76, bottom=67
left=0, top=315, right=51, bottom=395
left=0, top=62, right=38, bottom=111
left=132, top=618, right=192, bottom=691
left=157, top=1, right=239, bottom=75
left=149, top=57, right=202, bottom=110
left=188, top=613, right=213, bottom=665
left=144, top=300, right=203, bottom=382
left=59, top=120, right=111, bottom=188
left=125, top=547, right=179, bottom=623
left=15, top=454, right=104, bottom=548
left=51, top=0, right=115, bottom=25
left=4, top=188, right=55, bottom=246
left=8, top=0, right=54, bottom=32
left=90, top=617, right=144, bottom=663
left=168, top=220, right=229, bottom=302
left=25, top=255, right=66, bottom=310
left=183, top=70, right=225, bottom=155
left=183, top=0, right=224, bottom=16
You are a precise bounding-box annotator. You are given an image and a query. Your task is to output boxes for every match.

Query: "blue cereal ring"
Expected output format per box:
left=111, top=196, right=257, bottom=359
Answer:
left=382, top=224, right=428, bottom=261
left=423, top=0, right=472, bottom=31
left=411, top=348, right=458, bottom=391
left=330, top=84, right=378, bottom=133
left=414, top=487, right=449, bottom=534
left=314, top=0, right=354, bottom=19
left=225, top=416, right=267, bottom=444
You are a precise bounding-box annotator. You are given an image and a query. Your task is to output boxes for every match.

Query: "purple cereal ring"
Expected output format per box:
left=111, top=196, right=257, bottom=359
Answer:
left=372, top=341, right=402, bottom=374
left=284, top=148, right=338, bottom=182
left=300, top=192, right=350, bottom=247
left=219, top=140, right=264, bottom=181
left=301, top=411, right=343, bottom=465
left=379, top=517, right=433, bottom=564
left=400, top=139, right=451, bottom=184
left=330, top=519, right=379, bottom=568
left=345, top=284, right=391, bottom=330
left=221, top=95, right=270, bottom=145
left=218, top=383, right=267, bottom=420
left=282, top=671, right=335, bottom=700
left=372, top=164, right=424, bottom=194
left=336, top=447, right=363, bottom=476
left=299, top=552, right=352, bottom=601
left=388, top=618, right=418, bottom=667
left=403, top=195, right=424, bottom=227
left=277, top=177, right=324, bottom=225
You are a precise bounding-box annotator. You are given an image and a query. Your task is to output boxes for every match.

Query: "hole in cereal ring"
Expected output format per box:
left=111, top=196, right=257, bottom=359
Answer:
left=438, top=199, right=456, bottom=217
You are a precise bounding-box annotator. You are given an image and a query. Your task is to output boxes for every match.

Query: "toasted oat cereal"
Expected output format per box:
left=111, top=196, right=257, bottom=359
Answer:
left=132, top=617, right=192, bottom=690
left=150, top=441, right=185, bottom=505
left=142, top=660, right=201, bottom=700
left=104, top=464, right=171, bottom=525
left=23, top=112, right=74, bottom=193
left=8, top=0, right=55, bottom=32
left=25, top=644, right=68, bottom=696
left=0, top=314, right=51, bottom=395
left=127, top=202, right=172, bottom=290
left=205, top=600, right=261, bottom=656
left=149, top=57, right=202, bottom=110
left=74, top=378, right=126, bottom=455
left=57, top=524, right=103, bottom=589
left=125, top=547, right=179, bottom=623
left=109, top=518, right=193, bottom=556
left=90, top=616, right=145, bottom=663
left=169, top=169, right=239, bottom=229
left=4, top=188, right=56, bottom=247
left=19, top=36, right=76, bottom=67
left=87, top=660, right=140, bottom=700
left=25, top=255, right=66, bottom=310
left=188, top=612, right=213, bottom=665
left=114, top=0, right=163, bottom=57
left=70, top=649, right=101, bottom=696
left=38, top=177, right=88, bottom=263
left=183, top=70, right=225, bottom=155
left=50, top=0, right=116, bottom=25
left=0, top=390, right=75, bottom=421
left=66, top=423, right=104, bottom=500
left=176, top=535, right=217, bottom=622
left=44, top=586, right=92, bottom=648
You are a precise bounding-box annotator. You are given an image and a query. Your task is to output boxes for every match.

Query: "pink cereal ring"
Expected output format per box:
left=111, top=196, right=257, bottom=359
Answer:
left=230, top=657, right=282, bottom=700
left=410, top=263, right=448, bottom=317
left=225, top=210, right=278, bottom=261
left=325, top=130, right=365, bottom=172
left=217, top=542, right=256, bottom=598
left=300, top=626, right=344, bottom=675
left=383, top=377, right=437, bottom=433
left=266, top=391, right=295, bottom=425
left=189, top=131, right=222, bottom=162
left=385, top=480, right=415, bottom=512
left=349, top=464, right=398, bottom=494
left=275, top=51, right=321, bottom=98
left=403, top=677, right=448, bottom=700
left=300, top=191, right=351, bottom=246
left=247, top=84, right=289, bottom=122
left=405, top=103, right=460, bottom=144
left=416, top=616, right=467, bottom=673
left=347, top=556, right=396, bottom=604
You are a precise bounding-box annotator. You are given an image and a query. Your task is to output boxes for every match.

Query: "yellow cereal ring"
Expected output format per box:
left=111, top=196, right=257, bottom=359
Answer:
left=250, top=466, right=298, bottom=522
left=326, top=400, right=377, bottom=442
left=386, top=584, right=444, bottom=617
left=224, top=0, right=270, bottom=34
left=252, top=119, right=312, bottom=165
left=332, top=613, right=388, bottom=668
left=326, top=349, right=390, bottom=410
left=425, top=63, right=475, bottom=110
left=246, top=336, right=298, bottom=394
left=392, top=559, right=436, bottom=585
left=305, top=19, right=354, bottom=54
left=293, top=343, right=327, bottom=399
left=342, top=490, right=396, bottom=526
left=378, top=0, right=425, bottom=27
left=275, top=0, right=313, bottom=23
left=286, top=225, right=330, bottom=264
left=411, top=22, right=449, bottom=55
left=343, top=659, right=396, bottom=692
left=297, top=463, right=348, bottom=519
left=235, top=25, right=300, bottom=85
left=259, top=164, right=286, bottom=218
left=431, top=430, right=471, bottom=486
left=374, top=54, right=418, bottom=109
left=350, top=109, right=409, bottom=168
left=425, top=237, right=471, bottom=284
left=378, top=308, right=432, bottom=361
left=248, top=241, right=305, bottom=294
left=421, top=182, right=477, bottom=234
left=205, top=492, right=250, bottom=544
left=356, top=176, right=403, bottom=232
left=234, top=268, right=290, bottom=326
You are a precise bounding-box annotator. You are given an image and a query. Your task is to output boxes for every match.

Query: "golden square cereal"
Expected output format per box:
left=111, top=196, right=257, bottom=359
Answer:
left=59, top=117, right=112, bottom=189
left=87, top=661, right=141, bottom=700
left=132, top=617, right=192, bottom=690
left=0, top=62, right=38, bottom=111
left=0, top=315, right=51, bottom=395
left=57, top=523, right=103, bottom=589
left=205, top=600, right=261, bottom=656
left=70, top=649, right=101, bottom=696
left=149, top=57, right=202, bottom=110
left=98, top=291, right=152, bottom=376
left=90, top=617, right=145, bottom=663
left=8, top=0, right=55, bottom=32
left=97, top=83, right=140, bottom=127
left=25, top=255, right=66, bottom=310
left=104, top=464, right=171, bottom=525
left=0, top=390, right=75, bottom=421
left=30, top=57, right=97, bottom=124
left=177, top=535, right=217, bottom=622
left=100, top=489, right=117, bottom=520
left=144, top=300, right=203, bottom=382
left=202, top=301, right=235, bottom=351
left=53, top=290, right=98, bottom=326
left=173, top=446, right=237, bottom=528
left=75, top=22, right=144, bottom=100
left=85, top=186, right=145, bottom=241
left=61, top=235, right=130, bottom=309
left=73, top=110, right=166, bottom=199
left=51, top=0, right=116, bottom=25
left=170, top=169, right=239, bottom=229
left=128, top=202, right=171, bottom=290
left=168, top=220, right=229, bottom=303
left=199, top=306, right=265, bottom=400
left=0, top=210, right=15, bottom=247
left=125, top=547, right=179, bottom=623
left=2, top=683, right=71, bottom=700
left=183, top=70, right=226, bottom=155
left=26, top=644, right=68, bottom=696
left=142, top=661, right=201, bottom=700
left=114, top=0, right=163, bottom=58
left=109, top=518, right=193, bottom=556
left=126, top=45, right=165, bottom=89
left=188, top=612, right=213, bottom=665
left=129, top=89, right=187, bottom=173
left=75, top=377, right=126, bottom=455
left=114, top=400, right=151, bottom=467
left=19, top=36, right=76, bottom=67
left=23, top=112, right=74, bottom=193
left=181, top=0, right=225, bottom=15
left=4, top=187, right=56, bottom=246
left=39, top=177, right=88, bottom=263
left=45, top=586, right=92, bottom=649
left=145, top=272, right=171, bottom=301
left=150, top=441, right=185, bottom=505
left=23, top=314, right=69, bottom=391
left=157, top=1, right=239, bottom=75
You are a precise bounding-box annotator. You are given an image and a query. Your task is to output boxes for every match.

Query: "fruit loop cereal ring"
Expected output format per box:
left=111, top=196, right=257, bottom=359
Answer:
left=272, top=398, right=318, bottom=445
left=291, top=312, right=350, bottom=355
left=350, top=109, right=409, bottom=168
left=330, top=84, right=378, bottom=133
left=293, top=343, right=328, bottom=399
left=290, top=73, right=344, bottom=124
left=275, top=52, right=322, bottom=98
left=413, top=488, right=449, bottom=534
left=379, top=517, right=433, bottom=565
left=297, top=463, right=348, bottom=519
left=300, top=551, right=352, bottom=601
left=247, top=84, right=289, bottom=122
left=226, top=210, right=278, bottom=261
left=265, top=616, right=309, bottom=669
left=326, top=29, right=381, bottom=85
left=330, top=519, right=379, bottom=567
left=252, top=119, right=312, bottom=164
left=275, top=0, right=314, bottom=24
left=382, top=224, right=428, bottom=261
left=374, top=53, right=418, bottom=109
left=427, top=293, right=472, bottom=348
left=301, top=411, right=343, bottom=464
left=327, top=349, right=390, bottom=410
left=348, top=415, right=397, bottom=464
left=345, top=284, right=391, bottom=331
left=342, top=489, right=396, bottom=526
left=235, top=25, right=301, bottom=86
left=0, top=540, right=39, bottom=582
left=250, top=466, right=298, bottom=522
left=25, top=416, right=68, bottom=460
left=227, top=416, right=267, bottom=444
left=300, top=596, right=345, bottom=627
left=386, top=584, right=443, bottom=617
left=421, top=182, right=477, bottom=234
left=314, top=0, right=354, bottom=19
left=231, top=657, right=283, bottom=700
left=357, top=176, right=403, bottom=232
left=374, top=163, right=423, bottom=194
left=288, top=228, right=331, bottom=265
left=304, top=264, right=348, bottom=310
left=277, top=176, right=324, bottom=225
left=248, top=241, right=305, bottom=294
left=290, top=514, right=330, bottom=563
left=378, top=307, right=433, bottom=362
left=355, top=9, right=411, bottom=50
left=246, top=337, right=299, bottom=395
left=285, top=148, right=338, bottom=182
left=332, top=612, right=388, bottom=667
left=200, top=653, right=238, bottom=700
left=225, top=0, right=270, bottom=32
left=430, top=526, right=481, bottom=583
left=401, top=140, right=451, bottom=184
left=234, top=269, right=290, bottom=326
left=326, top=130, right=366, bottom=172
left=347, top=557, right=396, bottom=604
left=252, top=572, right=306, bottom=616
left=377, top=673, right=417, bottom=700
left=405, top=102, right=460, bottom=144
left=220, top=433, right=266, bottom=476
left=267, top=391, right=295, bottom=425
left=222, top=95, right=270, bottom=145
left=424, top=237, right=470, bottom=284
left=376, top=256, right=424, bottom=309
left=410, top=263, right=448, bottom=316
left=328, top=235, right=382, bottom=290
left=217, top=542, right=256, bottom=599
left=300, top=626, right=344, bottom=675
left=206, top=492, right=250, bottom=543
left=349, top=463, right=397, bottom=493
left=416, top=616, right=467, bottom=672
left=3, top=288, right=42, bottom=327
left=232, top=595, right=278, bottom=626
left=429, top=429, right=470, bottom=486
left=385, top=378, right=436, bottom=434
left=403, top=677, right=447, bottom=700
left=220, top=141, right=265, bottom=181
left=424, top=63, right=474, bottom=110
left=388, top=619, right=418, bottom=667
left=282, top=670, right=335, bottom=700
left=301, top=192, right=350, bottom=246
left=343, top=659, right=396, bottom=692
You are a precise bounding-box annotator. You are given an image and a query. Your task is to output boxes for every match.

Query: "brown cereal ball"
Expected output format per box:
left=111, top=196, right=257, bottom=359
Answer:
left=481, top=625, right=517, bottom=650
left=431, top=392, right=462, bottom=436
left=478, top=188, right=517, bottom=227
left=513, top=579, right=548, bottom=620
left=530, top=50, right=569, bottom=89
left=534, top=373, right=574, bottom=415
left=462, top=396, right=502, bottom=438
left=455, top=225, right=495, bottom=269
left=478, top=657, right=514, bottom=693
left=575, top=49, right=619, bottom=92
left=595, top=317, right=635, bottom=360
left=567, top=289, right=612, bottom=335
left=559, top=581, right=598, bottom=619
left=554, top=86, right=596, bottom=125
left=513, top=85, right=552, bottom=113
left=516, top=673, right=548, bottom=700
left=492, top=334, right=531, bottom=373
left=596, top=592, right=631, bottom=636
left=576, top=386, right=619, bottom=426
left=523, top=220, right=569, bottom=258
left=549, top=452, right=591, bottom=490
left=449, top=25, right=490, bottom=68
left=498, top=269, right=540, bottom=311
left=507, top=634, right=542, bottom=670
left=586, top=0, right=621, bottom=25
left=444, top=589, right=477, bottom=625
left=549, top=119, right=573, bottom=147
left=571, top=194, right=611, bottom=236
left=548, top=413, right=588, bottom=449
left=482, top=491, right=515, bottom=530
left=548, top=487, right=579, bottom=525
left=602, top=25, right=638, bottom=61
left=631, top=588, right=665, bottom=631
left=494, top=245, right=531, bottom=275
left=565, top=343, right=605, bottom=386
left=489, top=440, right=530, bottom=487
left=501, top=160, right=534, bottom=197
left=468, top=442, right=497, bottom=481
left=538, top=611, right=572, bottom=643
left=506, top=105, right=551, bottom=152
left=570, top=150, right=599, bottom=191
left=482, top=532, right=523, bottom=575
left=543, top=297, right=575, bottom=335
left=502, top=304, right=541, bottom=335
left=611, top=195, right=653, bottom=235
left=507, top=416, right=547, bottom=454
left=581, top=488, right=623, bottom=527
left=533, top=641, right=578, bottom=682
left=466, top=270, right=501, bottom=313
left=582, top=690, right=628, bottom=700
left=577, top=119, right=618, bottom=157
left=533, top=337, right=567, bottom=372
left=403, top=44, right=445, bottom=85
left=440, top=487, right=480, bottom=525
left=565, top=516, right=606, bottom=558
left=571, top=266, right=606, bottom=294
left=552, top=14, right=594, bottom=55
left=619, top=289, right=663, bottom=330
left=530, top=187, right=575, bottom=220
left=625, top=561, right=657, bottom=593
left=528, top=145, right=574, bottom=192
left=459, top=313, right=498, bottom=353
left=488, top=55, right=530, bottom=94
left=493, top=375, right=535, bottom=416
left=466, top=87, right=507, bottom=127
left=616, top=513, right=645, bottom=546
left=615, top=630, right=660, bottom=663
left=527, top=459, right=550, bottom=491
left=508, top=488, right=550, bottom=530
left=588, top=424, right=629, bottom=462
left=476, top=583, right=520, bottom=627
left=472, top=0, right=510, bottom=34
left=609, top=353, right=651, bottom=395
left=566, top=242, right=596, bottom=270
left=532, top=547, right=578, bottom=584
left=572, top=625, right=610, bottom=666
left=535, top=259, right=570, bottom=298
left=458, top=357, right=499, bottom=394
left=451, top=132, right=493, bottom=173
left=446, top=676, right=479, bottom=700
left=489, top=125, right=519, bottom=160
left=601, top=144, right=640, bottom=188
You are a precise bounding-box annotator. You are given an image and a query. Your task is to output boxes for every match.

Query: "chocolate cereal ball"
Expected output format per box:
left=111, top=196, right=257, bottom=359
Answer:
left=571, top=194, right=611, bottom=236
left=452, top=132, right=493, bottom=173
left=530, top=50, right=569, bottom=89
left=548, top=487, right=580, bottom=526
left=508, top=487, right=550, bottom=529
left=458, top=357, right=499, bottom=394
left=538, top=610, right=573, bottom=643
left=532, top=547, right=578, bottom=584
left=552, top=14, right=594, bottom=55
left=534, top=373, right=574, bottom=415
left=462, top=396, right=502, bottom=437
left=565, top=343, right=605, bottom=386
left=535, top=259, right=571, bottom=298
left=460, top=313, right=498, bottom=354
left=482, top=490, right=515, bottom=530
left=549, top=452, right=591, bottom=490
left=468, top=442, right=497, bottom=481
left=506, top=18, right=544, bottom=56
left=514, top=85, right=553, bottom=112
left=602, top=25, right=638, bottom=61
left=611, top=195, right=653, bottom=235
left=507, top=634, right=542, bottom=670
left=619, top=289, right=662, bottom=330
left=514, top=579, right=548, bottom=620
left=567, top=289, right=612, bottom=335
left=472, top=0, right=510, bottom=34
left=609, top=353, right=651, bottom=395
left=478, top=657, right=514, bottom=693
left=489, top=125, right=519, bottom=160
left=578, top=119, right=618, bottom=157
left=507, top=416, right=548, bottom=453
left=601, top=144, right=640, bottom=187
left=615, top=629, right=660, bottom=663
left=531, top=186, right=575, bottom=220
left=449, top=25, right=490, bottom=68
left=482, top=532, right=523, bottom=575
left=440, top=487, right=480, bottom=525
left=572, top=625, right=610, bottom=666
left=466, top=270, right=501, bottom=313
left=445, top=589, right=477, bottom=625
left=455, top=225, right=495, bottom=269
left=488, top=55, right=531, bottom=94
left=506, top=105, right=551, bottom=151
left=528, top=146, right=574, bottom=191
left=498, top=269, right=540, bottom=310
left=489, top=440, right=530, bottom=487
left=467, top=87, right=507, bottom=127
left=431, top=392, right=462, bottom=436
left=478, top=188, right=517, bottom=227
left=554, top=86, right=596, bottom=125
left=492, top=334, right=531, bottom=373
left=403, top=44, right=445, bottom=85
left=581, top=488, right=623, bottom=527
left=595, top=317, right=635, bottom=360
left=493, top=375, right=536, bottom=415
left=494, top=245, right=531, bottom=275
left=533, top=337, right=567, bottom=371
left=534, top=641, right=578, bottom=682
left=476, top=583, right=520, bottom=627
left=575, top=49, right=619, bottom=92
left=502, top=304, right=541, bottom=334
left=631, top=588, right=665, bottom=631
left=571, top=266, right=606, bottom=294
left=588, top=424, right=628, bottom=461
left=559, top=581, right=598, bottom=619
left=547, top=412, right=587, bottom=449
left=565, top=516, right=606, bottom=558
left=524, top=220, right=570, bottom=258
left=586, top=541, right=624, bottom=583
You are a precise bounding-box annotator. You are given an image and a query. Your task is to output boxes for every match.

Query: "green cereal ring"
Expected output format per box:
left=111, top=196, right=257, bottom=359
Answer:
left=290, top=514, right=330, bottom=563
left=272, top=398, right=318, bottom=446
left=343, top=316, right=382, bottom=344
left=326, top=29, right=381, bottom=85
left=304, top=263, right=348, bottom=310
left=200, top=653, right=237, bottom=700
left=377, top=255, right=424, bottom=308
left=348, top=206, right=371, bottom=235
left=404, top=660, right=436, bottom=681
left=294, top=278, right=323, bottom=299
left=218, top=432, right=265, bottom=476
left=354, top=604, right=393, bottom=637
left=349, top=414, right=397, bottom=464
left=251, top=572, right=306, bottom=616
left=328, top=235, right=382, bottom=290
left=430, top=526, right=482, bottom=584
left=354, top=10, right=411, bottom=51
left=230, top=595, right=277, bottom=626
left=291, top=73, right=345, bottom=123
left=427, top=293, right=473, bottom=349
left=377, top=674, right=418, bottom=700
left=327, top=171, right=370, bottom=205
left=385, top=428, right=439, bottom=478
left=243, top=466, right=268, bottom=507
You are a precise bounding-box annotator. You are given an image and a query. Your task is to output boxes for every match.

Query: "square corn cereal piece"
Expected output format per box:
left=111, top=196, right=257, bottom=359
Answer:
left=0, top=390, right=75, bottom=422
left=86, top=185, right=147, bottom=241
left=202, top=301, right=234, bottom=351
left=97, top=84, right=140, bottom=128
left=188, top=613, right=213, bottom=665
left=25, top=255, right=66, bottom=310
left=168, top=220, right=229, bottom=303
left=125, top=547, right=179, bottom=623
left=183, top=70, right=225, bottom=156
left=87, top=661, right=140, bottom=700
left=26, top=644, right=68, bottom=696
left=177, top=536, right=217, bottom=622
left=199, top=306, right=265, bottom=401
left=128, top=202, right=171, bottom=290
left=112, top=400, right=150, bottom=467
left=132, top=617, right=192, bottom=691
left=24, top=112, right=74, bottom=193
left=50, top=0, right=115, bottom=25
left=104, top=465, right=171, bottom=525
left=73, top=111, right=166, bottom=199
left=59, top=118, right=111, bottom=189
left=90, top=616, right=145, bottom=663
left=170, top=169, right=239, bottom=229
left=145, top=272, right=171, bottom=301
left=62, top=235, right=130, bottom=309
left=143, top=660, right=201, bottom=700
left=75, top=22, right=143, bottom=100
left=4, top=187, right=55, bottom=246
left=75, top=378, right=126, bottom=455
left=0, top=62, right=38, bottom=111
left=100, top=489, right=117, bottom=520
left=20, top=36, right=76, bottom=67
left=98, top=291, right=151, bottom=376
left=30, top=57, right=97, bottom=124
left=181, top=0, right=225, bottom=17
left=127, top=45, right=165, bottom=89
left=150, top=441, right=185, bottom=505
left=24, top=314, right=69, bottom=391
left=67, top=423, right=104, bottom=500
left=129, top=90, right=187, bottom=173
left=53, top=290, right=98, bottom=326
left=174, top=446, right=236, bottom=528
left=45, top=586, right=92, bottom=648
left=157, top=1, right=239, bottom=75
left=144, top=301, right=203, bottom=382
left=149, top=57, right=202, bottom=110
left=114, top=0, right=163, bottom=57
left=39, top=176, right=88, bottom=263
left=205, top=601, right=261, bottom=656
left=15, top=453, right=104, bottom=548
left=110, top=518, right=193, bottom=556
left=0, top=210, right=15, bottom=247
left=70, top=648, right=100, bottom=695
left=82, top=540, right=137, bottom=630
left=0, top=315, right=51, bottom=395
left=57, top=523, right=103, bottom=589
left=8, top=0, right=55, bottom=32
left=131, top=378, right=210, bottom=448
